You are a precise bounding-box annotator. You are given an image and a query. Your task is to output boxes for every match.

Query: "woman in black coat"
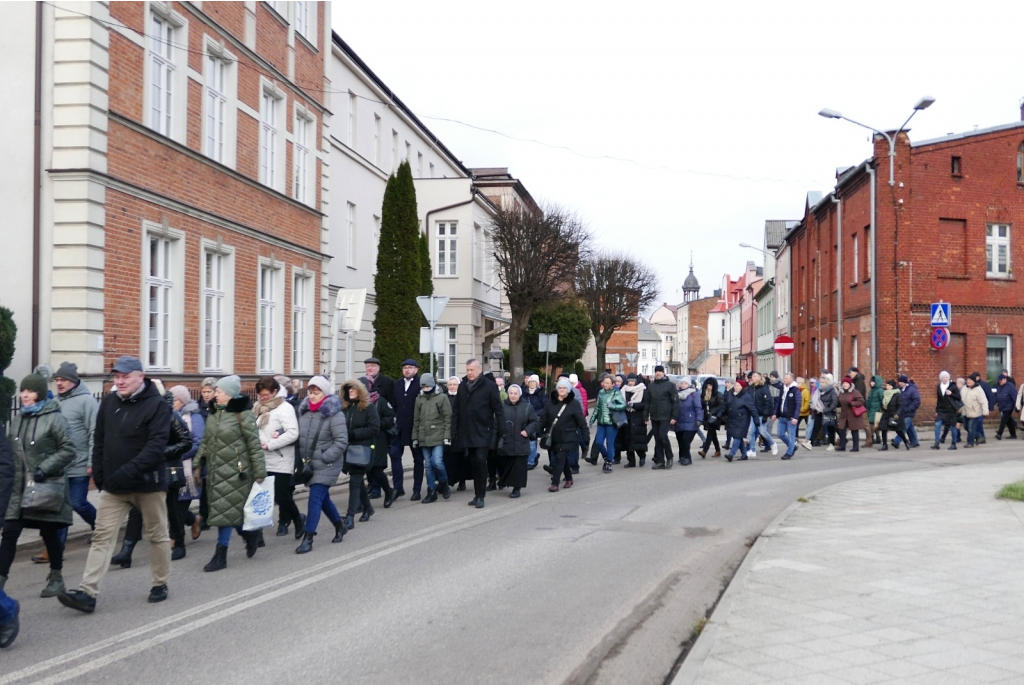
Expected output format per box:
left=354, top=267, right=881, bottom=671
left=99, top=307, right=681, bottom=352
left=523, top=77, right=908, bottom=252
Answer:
left=723, top=381, right=758, bottom=462
left=366, top=391, right=396, bottom=508
left=877, top=380, right=910, bottom=451
left=442, top=376, right=469, bottom=491
left=619, top=374, right=650, bottom=467
left=497, top=385, right=539, bottom=498
left=537, top=378, right=589, bottom=492
left=699, top=377, right=723, bottom=458
left=342, top=380, right=381, bottom=529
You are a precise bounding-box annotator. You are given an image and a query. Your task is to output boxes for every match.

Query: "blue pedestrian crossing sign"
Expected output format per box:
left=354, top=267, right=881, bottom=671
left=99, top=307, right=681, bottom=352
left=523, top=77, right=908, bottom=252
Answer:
left=930, top=302, right=951, bottom=327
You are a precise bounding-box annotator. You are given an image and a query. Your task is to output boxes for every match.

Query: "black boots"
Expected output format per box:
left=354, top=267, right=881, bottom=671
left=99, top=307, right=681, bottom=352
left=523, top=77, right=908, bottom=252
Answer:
left=878, top=443, right=889, bottom=451
left=332, top=520, right=346, bottom=543
left=171, top=543, right=186, bottom=561
left=276, top=522, right=289, bottom=537
left=344, top=515, right=355, bottom=530
left=383, top=486, right=396, bottom=508
left=439, top=481, right=451, bottom=500
left=204, top=544, right=228, bottom=572
left=359, top=505, right=375, bottom=521
left=242, top=531, right=259, bottom=558
left=421, top=489, right=438, bottom=503
left=294, top=514, right=307, bottom=540
left=296, top=532, right=315, bottom=554
left=110, top=538, right=137, bottom=568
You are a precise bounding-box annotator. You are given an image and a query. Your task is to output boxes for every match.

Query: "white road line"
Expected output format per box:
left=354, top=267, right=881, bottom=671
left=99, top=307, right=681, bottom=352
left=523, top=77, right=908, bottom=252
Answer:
left=2, top=500, right=538, bottom=685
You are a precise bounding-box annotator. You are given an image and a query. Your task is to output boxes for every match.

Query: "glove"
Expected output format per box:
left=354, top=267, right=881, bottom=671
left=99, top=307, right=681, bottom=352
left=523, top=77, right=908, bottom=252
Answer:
left=412, top=440, right=419, bottom=449
left=443, top=439, right=450, bottom=446
left=104, top=469, right=132, bottom=492
left=33, top=467, right=47, bottom=482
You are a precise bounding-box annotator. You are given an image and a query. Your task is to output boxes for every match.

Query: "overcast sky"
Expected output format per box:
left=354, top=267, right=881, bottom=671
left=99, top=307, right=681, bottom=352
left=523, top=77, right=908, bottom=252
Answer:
left=334, top=0, right=1024, bottom=309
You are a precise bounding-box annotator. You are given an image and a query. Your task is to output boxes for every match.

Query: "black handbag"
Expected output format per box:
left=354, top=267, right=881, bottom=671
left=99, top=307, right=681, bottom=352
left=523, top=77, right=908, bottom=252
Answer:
left=822, top=412, right=838, bottom=428
left=345, top=444, right=372, bottom=468
left=18, top=449, right=64, bottom=515
left=295, top=415, right=327, bottom=486
left=540, top=404, right=567, bottom=450
left=166, top=462, right=187, bottom=489
left=887, top=415, right=902, bottom=429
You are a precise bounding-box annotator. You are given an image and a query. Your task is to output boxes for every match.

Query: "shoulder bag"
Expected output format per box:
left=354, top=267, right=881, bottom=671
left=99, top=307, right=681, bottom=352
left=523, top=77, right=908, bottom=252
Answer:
left=295, top=415, right=327, bottom=486
left=345, top=444, right=372, bottom=468
left=18, top=446, right=64, bottom=516
left=540, top=404, right=567, bottom=450
left=851, top=404, right=867, bottom=417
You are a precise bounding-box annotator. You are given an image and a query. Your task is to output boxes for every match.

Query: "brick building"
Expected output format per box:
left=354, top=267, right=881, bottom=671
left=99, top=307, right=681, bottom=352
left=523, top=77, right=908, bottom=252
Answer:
left=0, top=1, right=331, bottom=387
left=787, top=118, right=1024, bottom=384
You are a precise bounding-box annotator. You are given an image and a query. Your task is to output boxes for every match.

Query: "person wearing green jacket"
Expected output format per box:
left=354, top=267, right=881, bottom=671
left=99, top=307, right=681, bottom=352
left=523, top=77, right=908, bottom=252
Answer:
left=193, top=375, right=266, bottom=572
left=588, top=374, right=626, bottom=473
left=411, top=373, right=452, bottom=503
left=0, top=374, right=75, bottom=599
left=866, top=375, right=884, bottom=445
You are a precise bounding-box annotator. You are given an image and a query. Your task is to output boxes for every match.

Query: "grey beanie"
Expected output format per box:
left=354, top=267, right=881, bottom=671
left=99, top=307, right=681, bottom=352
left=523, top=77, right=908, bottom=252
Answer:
left=420, top=372, right=436, bottom=388
left=216, top=374, right=242, bottom=398
left=54, top=361, right=80, bottom=385
left=556, top=378, right=573, bottom=392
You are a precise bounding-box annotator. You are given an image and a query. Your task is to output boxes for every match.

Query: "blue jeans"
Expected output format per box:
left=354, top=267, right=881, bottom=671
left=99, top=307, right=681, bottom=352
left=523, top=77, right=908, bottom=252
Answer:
left=0, top=587, right=17, bottom=625
left=58, top=475, right=97, bottom=545
left=216, top=525, right=244, bottom=547
left=934, top=419, right=959, bottom=446
left=305, top=483, right=341, bottom=534
left=967, top=416, right=984, bottom=445
left=528, top=439, right=538, bottom=467
left=778, top=419, right=799, bottom=455
left=805, top=415, right=816, bottom=441
left=727, top=436, right=747, bottom=459
left=422, top=444, right=447, bottom=489
left=595, top=424, right=618, bottom=462
left=748, top=419, right=775, bottom=449
left=893, top=417, right=920, bottom=446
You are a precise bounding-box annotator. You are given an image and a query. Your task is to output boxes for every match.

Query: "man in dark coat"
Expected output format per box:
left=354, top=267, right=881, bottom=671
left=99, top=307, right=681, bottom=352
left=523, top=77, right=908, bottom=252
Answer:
left=749, top=372, right=778, bottom=456
left=994, top=373, right=1018, bottom=440
left=647, top=366, right=679, bottom=469
left=724, top=381, right=759, bottom=462
left=0, top=423, right=19, bottom=648
left=970, top=371, right=994, bottom=443
left=362, top=356, right=395, bottom=499
left=452, top=359, right=504, bottom=508
left=931, top=371, right=962, bottom=451
left=60, top=356, right=172, bottom=614
left=389, top=359, right=423, bottom=500
left=893, top=375, right=921, bottom=448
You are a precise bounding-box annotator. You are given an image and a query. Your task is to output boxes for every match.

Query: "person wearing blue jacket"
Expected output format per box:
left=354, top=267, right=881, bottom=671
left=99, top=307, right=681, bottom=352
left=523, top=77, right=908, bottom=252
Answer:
left=994, top=374, right=1018, bottom=439
left=674, top=378, right=703, bottom=466
left=893, top=375, right=921, bottom=448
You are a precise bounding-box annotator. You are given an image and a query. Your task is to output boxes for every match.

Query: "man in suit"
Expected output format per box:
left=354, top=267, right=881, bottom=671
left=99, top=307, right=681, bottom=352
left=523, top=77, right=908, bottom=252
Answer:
left=389, top=359, right=423, bottom=500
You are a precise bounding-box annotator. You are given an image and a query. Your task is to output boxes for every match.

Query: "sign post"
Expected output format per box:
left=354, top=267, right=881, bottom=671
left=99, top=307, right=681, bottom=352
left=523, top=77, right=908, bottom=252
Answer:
left=538, top=333, right=558, bottom=389
left=417, top=296, right=450, bottom=378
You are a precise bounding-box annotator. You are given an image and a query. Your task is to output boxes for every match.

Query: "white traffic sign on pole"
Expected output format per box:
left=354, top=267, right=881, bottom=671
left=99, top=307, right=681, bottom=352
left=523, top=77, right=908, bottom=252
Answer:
left=538, top=333, right=557, bottom=389
left=930, top=302, right=951, bottom=327
left=416, top=296, right=450, bottom=377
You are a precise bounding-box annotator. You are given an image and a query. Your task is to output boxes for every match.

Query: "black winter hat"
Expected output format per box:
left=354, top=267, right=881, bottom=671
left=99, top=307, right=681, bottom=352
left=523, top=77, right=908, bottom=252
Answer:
left=54, top=361, right=80, bottom=385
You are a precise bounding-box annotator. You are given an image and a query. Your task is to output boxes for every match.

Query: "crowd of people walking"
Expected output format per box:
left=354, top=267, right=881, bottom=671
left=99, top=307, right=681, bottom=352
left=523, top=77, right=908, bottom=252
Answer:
left=0, top=354, right=1017, bottom=647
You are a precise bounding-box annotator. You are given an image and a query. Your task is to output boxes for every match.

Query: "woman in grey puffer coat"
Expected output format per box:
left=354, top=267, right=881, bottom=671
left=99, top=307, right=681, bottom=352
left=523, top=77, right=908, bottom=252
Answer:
left=296, top=376, right=348, bottom=554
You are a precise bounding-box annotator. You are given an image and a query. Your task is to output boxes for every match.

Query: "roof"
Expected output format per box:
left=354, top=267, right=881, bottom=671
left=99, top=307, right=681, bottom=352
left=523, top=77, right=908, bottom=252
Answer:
left=764, top=220, right=798, bottom=249
left=683, top=266, right=700, bottom=289
left=332, top=33, right=471, bottom=178
left=912, top=120, right=1024, bottom=148
left=637, top=318, right=661, bottom=342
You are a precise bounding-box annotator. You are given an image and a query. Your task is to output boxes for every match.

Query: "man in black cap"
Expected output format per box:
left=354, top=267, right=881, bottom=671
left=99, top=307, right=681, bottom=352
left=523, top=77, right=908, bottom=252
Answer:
left=58, top=355, right=172, bottom=613
left=389, top=359, right=423, bottom=499
left=361, top=357, right=395, bottom=499
left=892, top=375, right=921, bottom=448
left=648, top=365, right=679, bottom=469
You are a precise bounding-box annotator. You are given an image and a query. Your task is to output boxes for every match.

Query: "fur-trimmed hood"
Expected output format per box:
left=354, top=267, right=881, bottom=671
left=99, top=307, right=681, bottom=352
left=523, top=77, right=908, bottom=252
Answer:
left=341, top=379, right=370, bottom=411
left=300, top=392, right=343, bottom=417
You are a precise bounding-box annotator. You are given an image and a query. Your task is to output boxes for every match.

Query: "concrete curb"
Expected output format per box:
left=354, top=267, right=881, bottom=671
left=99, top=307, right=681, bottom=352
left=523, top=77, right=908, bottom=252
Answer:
left=670, top=498, right=803, bottom=685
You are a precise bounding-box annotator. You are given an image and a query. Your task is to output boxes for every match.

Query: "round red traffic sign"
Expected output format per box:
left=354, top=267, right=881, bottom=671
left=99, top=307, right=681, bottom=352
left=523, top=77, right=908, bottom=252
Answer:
left=930, top=327, right=949, bottom=350
left=774, top=334, right=795, bottom=357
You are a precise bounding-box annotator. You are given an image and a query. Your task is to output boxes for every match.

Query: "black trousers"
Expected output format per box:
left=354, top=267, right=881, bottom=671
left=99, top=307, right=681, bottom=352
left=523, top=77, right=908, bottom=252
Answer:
left=550, top=448, right=574, bottom=486
left=701, top=427, right=721, bottom=453
left=367, top=466, right=392, bottom=496
left=651, top=420, right=674, bottom=464
left=998, top=410, right=1017, bottom=438
left=0, top=519, right=66, bottom=574
left=882, top=428, right=908, bottom=447
left=469, top=446, right=490, bottom=499
left=676, top=430, right=697, bottom=461
left=837, top=428, right=860, bottom=451
left=269, top=471, right=303, bottom=527
left=346, top=468, right=370, bottom=516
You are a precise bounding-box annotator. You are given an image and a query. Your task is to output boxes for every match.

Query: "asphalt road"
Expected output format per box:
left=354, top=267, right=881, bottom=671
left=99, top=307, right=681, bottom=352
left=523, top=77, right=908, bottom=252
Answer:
left=2, top=435, right=1021, bottom=685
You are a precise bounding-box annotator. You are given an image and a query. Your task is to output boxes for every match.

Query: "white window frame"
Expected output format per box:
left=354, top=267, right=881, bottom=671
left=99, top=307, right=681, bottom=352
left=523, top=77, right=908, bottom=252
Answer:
left=391, top=129, right=398, bottom=171
left=145, top=4, right=187, bottom=142
left=987, top=335, right=1012, bottom=379
left=373, top=114, right=381, bottom=166
left=293, top=0, right=317, bottom=44
left=436, top=326, right=457, bottom=382
left=417, top=152, right=423, bottom=178
left=259, top=79, right=286, bottom=191
left=372, top=215, right=381, bottom=275
left=347, top=92, right=357, bottom=148
left=258, top=260, right=285, bottom=374
left=200, top=242, right=235, bottom=373
left=436, top=221, right=457, bottom=277
left=293, top=104, right=315, bottom=205
left=429, top=162, right=435, bottom=178
left=473, top=224, right=483, bottom=281
left=141, top=221, right=184, bottom=373
left=346, top=202, right=357, bottom=268
left=405, top=140, right=411, bottom=163
left=202, top=39, right=237, bottom=168
left=291, top=268, right=314, bottom=374
left=987, top=223, right=1011, bottom=278
left=851, top=233, right=859, bottom=284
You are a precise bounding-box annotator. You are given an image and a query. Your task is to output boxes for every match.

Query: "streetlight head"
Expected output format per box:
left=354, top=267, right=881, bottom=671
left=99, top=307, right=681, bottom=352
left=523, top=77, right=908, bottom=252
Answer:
left=738, top=242, right=753, bottom=249
left=818, top=108, right=842, bottom=119
left=913, top=96, right=936, bottom=111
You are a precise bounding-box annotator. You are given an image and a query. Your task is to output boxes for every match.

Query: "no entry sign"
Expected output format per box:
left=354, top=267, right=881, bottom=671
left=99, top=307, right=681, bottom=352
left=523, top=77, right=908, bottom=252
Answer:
left=930, top=327, right=949, bottom=350
left=774, top=334, right=795, bottom=357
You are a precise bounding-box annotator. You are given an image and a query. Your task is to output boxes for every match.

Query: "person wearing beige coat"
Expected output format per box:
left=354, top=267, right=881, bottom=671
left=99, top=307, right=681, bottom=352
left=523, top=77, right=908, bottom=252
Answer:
left=962, top=377, right=989, bottom=447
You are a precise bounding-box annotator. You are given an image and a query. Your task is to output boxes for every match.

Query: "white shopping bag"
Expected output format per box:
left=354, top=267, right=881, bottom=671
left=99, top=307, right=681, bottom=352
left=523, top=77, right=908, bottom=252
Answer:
left=242, top=475, right=276, bottom=531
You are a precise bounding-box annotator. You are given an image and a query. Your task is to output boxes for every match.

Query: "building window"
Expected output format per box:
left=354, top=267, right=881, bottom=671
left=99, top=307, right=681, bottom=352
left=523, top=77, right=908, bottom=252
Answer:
left=429, top=162, right=435, bottom=178
left=294, top=0, right=316, bottom=43
left=372, top=215, right=380, bottom=275
left=987, top=335, right=1011, bottom=384
left=373, top=114, right=381, bottom=166
left=293, top=109, right=313, bottom=204
left=202, top=250, right=225, bottom=372
left=292, top=274, right=311, bottom=374
left=417, top=152, right=423, bottom=177
left=259, top=265, right=280, bottom=373
left=987, top=224, right=1011, bottom=278
left=347, top=92, right=357, bottom=147
left=473, top=224, right=483, bottom=281
left=1018, top=143, right=1023, bottom=183
left=864, top=226, right=871, bottom=279
left=146, top=235, right=174, bottom=370
left=851, top=233, right=859, bottom=284
left=951, top=156, right=962, bottom=176
left=260, top=88, right=282, bottom=189
left=436, top=222, right=457, bottom=277
left=148, top=13, right=175, bottom=136
left=851, top=335, right=858, bottom=368
left=346, top=202, right=356, bottom=267
left=642, top=348, right=647, bottom=358
left=204, top=54, right=227, bottom=162
left=436, top=326, right=457, bottom=382
left=405, top=141, right=411, bottom=162
left=391, top=130, right=398, bottom=171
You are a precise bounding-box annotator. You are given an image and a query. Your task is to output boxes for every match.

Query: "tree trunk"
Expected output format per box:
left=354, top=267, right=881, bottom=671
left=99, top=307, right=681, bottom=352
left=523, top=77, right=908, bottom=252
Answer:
left=508, top=307, right=531, bottom=386
left=595, top=340, right=606, bottom=378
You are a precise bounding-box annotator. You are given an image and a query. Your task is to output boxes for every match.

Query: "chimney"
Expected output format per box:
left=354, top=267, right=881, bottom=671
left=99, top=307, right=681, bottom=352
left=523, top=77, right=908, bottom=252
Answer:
left=1020, top=97, right=1024, bottom=121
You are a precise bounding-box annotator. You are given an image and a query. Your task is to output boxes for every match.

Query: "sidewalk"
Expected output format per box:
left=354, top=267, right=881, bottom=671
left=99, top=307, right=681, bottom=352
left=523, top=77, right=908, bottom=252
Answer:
left=674, top=460, right=1024, bottom=685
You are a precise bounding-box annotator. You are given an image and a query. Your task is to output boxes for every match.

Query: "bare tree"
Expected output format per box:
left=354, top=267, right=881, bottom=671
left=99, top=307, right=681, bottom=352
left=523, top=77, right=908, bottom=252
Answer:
left=576, top=252, right=660, bottom=374
left=491, top=203, right=591, bottom=382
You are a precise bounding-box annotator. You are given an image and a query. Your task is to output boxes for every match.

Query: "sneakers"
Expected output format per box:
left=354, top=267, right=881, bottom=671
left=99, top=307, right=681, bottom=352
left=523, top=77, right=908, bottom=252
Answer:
left=746, top=450, right=757, bottom=458
left=148, top=585, right=168, bottom=603
left=800, top=439, right=812, bottom=450
left=602, top=462, right=613, bottom=473
left=771, top=443, right=779, bottom=456
left=826, top=445, right=835, bottom=452
left=58, top=589, right=96, bottom=614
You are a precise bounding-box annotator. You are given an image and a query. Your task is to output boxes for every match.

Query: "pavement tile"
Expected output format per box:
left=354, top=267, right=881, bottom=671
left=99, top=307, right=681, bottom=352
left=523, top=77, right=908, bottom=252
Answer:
left=829, top=648, right=890, bottom=666
left=948, top=662, right=1021, bottom=682
left=825, top=664, right=891, bottom=684
left=866, top=658, right=937, bottom=678
left=906, top=646, right=1007, bottom=670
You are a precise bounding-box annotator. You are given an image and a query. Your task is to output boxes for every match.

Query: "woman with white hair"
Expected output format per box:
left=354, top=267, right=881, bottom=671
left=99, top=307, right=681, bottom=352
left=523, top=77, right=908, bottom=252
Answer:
left=932, top=371, right=962, bottom=451
left=523, top=375, right=547, bottom=470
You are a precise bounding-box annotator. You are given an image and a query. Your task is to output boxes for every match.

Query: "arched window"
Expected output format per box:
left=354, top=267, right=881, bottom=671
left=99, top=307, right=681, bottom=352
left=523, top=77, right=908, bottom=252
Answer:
left=1017, top=142, right=1024, bottom=183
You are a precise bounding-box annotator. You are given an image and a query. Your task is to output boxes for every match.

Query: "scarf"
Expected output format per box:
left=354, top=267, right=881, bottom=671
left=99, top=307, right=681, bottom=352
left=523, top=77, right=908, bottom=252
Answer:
left=21, top=402, right=44, bottom=415
left=253, top=396, right=284, bottom=428
left=882, top=388, right=898, bottom=407
left=309, top=397, right=325, bottom=413
left=627, top=383, right=646, bottom=405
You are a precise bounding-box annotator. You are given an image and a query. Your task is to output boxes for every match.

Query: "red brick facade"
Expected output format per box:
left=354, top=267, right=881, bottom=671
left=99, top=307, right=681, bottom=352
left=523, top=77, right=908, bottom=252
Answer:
left=606, top=319, right=639, bottom=375
left=103, top=1, right=327, bottom=382
left=788, top=122, right=1024, bottom=385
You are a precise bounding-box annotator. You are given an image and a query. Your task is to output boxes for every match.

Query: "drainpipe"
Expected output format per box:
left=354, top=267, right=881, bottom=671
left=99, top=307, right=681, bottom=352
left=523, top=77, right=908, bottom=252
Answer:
left=32, top=0, right=43, bottom=369
left=832, top=194, right=842, bottom=373
left=867, top=164, right=877, bottom=375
